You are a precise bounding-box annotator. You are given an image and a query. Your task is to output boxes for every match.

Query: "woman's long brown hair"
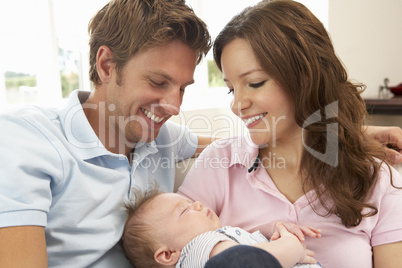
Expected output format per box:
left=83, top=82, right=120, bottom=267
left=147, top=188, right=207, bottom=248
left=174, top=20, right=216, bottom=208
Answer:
left=214, top=0, right=391, bottom=227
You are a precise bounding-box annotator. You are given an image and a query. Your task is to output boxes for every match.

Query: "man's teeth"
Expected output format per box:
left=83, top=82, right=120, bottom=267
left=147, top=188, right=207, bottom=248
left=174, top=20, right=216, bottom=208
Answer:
left=141, top=108, right=164, bottom=123
left=244, top=113, right=266, bottom=125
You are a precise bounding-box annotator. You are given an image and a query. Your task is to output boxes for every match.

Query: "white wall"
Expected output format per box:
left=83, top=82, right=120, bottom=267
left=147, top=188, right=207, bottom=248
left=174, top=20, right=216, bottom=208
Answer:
left=169, top=108, right=244, bottom=138
left=329, top=0, right=402, bottom=98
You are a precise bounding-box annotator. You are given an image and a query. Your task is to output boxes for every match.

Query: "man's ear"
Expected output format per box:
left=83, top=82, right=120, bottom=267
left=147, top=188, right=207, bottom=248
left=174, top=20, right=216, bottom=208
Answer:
left=96, top=45, right=114, bottom=83
left=154, top=246, right=181, bottom=266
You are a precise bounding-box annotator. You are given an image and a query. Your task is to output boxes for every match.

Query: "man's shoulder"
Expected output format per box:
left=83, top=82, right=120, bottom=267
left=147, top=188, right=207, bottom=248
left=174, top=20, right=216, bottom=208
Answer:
left=0, top=105, right=65, bottom=171
left=155, top=120, right=196, bottom=147
left=0, top=104, right=60, bottom=131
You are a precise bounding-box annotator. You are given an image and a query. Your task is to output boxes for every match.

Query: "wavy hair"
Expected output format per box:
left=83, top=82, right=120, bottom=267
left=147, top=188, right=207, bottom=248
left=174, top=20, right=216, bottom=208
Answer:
left=88, top=0, right=211, bottom=86
left=214, top=0, right=390, bottom=227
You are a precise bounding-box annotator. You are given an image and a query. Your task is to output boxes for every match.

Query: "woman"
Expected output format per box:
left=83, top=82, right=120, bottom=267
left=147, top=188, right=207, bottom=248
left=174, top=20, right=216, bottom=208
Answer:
left=178, top=1, right=402, bottom=267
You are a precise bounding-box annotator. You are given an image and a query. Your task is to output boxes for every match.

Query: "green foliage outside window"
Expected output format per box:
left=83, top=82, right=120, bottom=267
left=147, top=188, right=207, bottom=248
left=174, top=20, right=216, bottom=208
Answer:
left=61, top=72, right=79, bottom=98
left=208, top=60, right=225, bottom=88
left=4, top=71, right=36, bottom=90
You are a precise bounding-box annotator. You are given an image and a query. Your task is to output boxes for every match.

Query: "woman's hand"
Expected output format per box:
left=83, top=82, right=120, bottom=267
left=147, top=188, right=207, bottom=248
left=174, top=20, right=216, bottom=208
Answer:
left=274, top=223, right=317, bottom=265
left=253, top=223, right=318, bottom=267
left=251, top=220, right=321, bottom=242
left=270, top=221, right=321, bottom=242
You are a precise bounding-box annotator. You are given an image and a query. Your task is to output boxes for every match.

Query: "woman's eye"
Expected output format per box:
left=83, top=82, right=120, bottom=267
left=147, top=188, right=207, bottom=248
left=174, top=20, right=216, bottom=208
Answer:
left=250, top=81, right=266, bottom=88
left=227, top=89, right=234, bottom=95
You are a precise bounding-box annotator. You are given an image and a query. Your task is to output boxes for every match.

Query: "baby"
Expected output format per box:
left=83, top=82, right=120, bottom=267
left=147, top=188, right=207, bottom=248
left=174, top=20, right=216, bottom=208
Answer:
left=121, top=188, right=321, bottom=268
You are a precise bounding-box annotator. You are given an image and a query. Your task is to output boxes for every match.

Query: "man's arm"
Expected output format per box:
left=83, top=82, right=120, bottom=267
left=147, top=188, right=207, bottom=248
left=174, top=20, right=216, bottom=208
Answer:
left=364, top=125, right=402, bottom=165
left=193, top=126, right=402, bottom=161
left=0, top=226, right=48, bottom=268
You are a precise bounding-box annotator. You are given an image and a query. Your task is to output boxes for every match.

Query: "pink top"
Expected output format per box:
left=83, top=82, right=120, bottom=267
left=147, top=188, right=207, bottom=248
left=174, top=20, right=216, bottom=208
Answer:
left=178, top=135, right=402, bottom=268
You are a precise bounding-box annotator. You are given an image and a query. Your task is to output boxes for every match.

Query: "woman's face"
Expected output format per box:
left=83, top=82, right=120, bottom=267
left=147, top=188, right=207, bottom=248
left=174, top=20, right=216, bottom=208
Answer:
left=220, top=38, right=300, bottom=146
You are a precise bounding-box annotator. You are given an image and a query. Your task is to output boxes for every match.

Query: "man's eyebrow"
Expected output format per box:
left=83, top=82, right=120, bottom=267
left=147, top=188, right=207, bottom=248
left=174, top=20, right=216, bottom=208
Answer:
left=150, top=71, right=194, bottom=86
left=150, top=71, right=173, bottom=82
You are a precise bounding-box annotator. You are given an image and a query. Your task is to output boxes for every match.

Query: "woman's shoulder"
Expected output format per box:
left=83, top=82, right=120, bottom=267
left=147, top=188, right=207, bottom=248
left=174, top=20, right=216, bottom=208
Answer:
left=374, top=160, right=402, bottom=194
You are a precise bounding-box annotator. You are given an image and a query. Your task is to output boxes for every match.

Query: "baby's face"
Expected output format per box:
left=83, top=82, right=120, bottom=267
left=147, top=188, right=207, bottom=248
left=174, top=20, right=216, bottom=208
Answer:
left=146, top=193, right=221, bottom=251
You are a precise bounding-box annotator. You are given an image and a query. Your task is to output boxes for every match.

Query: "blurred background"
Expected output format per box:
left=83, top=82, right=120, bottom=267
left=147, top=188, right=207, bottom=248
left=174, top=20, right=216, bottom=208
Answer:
left=0, top=0, right=400, bottom=114
left=1, top=0, right=401, bottom=172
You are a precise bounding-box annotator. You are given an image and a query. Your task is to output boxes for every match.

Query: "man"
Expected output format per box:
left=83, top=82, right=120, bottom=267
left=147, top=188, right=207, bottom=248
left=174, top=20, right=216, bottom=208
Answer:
left=0, top=0, right=212, bottom=267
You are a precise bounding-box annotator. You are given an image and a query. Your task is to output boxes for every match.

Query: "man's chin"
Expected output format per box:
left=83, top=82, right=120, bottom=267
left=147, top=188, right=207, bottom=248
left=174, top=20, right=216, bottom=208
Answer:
left=132, top=130, right=160, bottom=145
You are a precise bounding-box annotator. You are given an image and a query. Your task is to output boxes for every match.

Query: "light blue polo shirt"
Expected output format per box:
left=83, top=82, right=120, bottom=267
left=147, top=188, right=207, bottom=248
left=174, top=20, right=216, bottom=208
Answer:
left=0, top=90, right=197, bottom=267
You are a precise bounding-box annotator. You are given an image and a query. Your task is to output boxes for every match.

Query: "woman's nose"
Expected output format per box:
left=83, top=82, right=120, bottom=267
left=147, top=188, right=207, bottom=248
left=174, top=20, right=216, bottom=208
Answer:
left=231, top=88, right=251, bottom=115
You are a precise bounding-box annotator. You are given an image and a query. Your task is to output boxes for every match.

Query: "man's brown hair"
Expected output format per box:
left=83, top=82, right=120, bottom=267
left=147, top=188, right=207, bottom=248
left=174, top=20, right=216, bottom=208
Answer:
left=88, top=0, right=211, bottom=86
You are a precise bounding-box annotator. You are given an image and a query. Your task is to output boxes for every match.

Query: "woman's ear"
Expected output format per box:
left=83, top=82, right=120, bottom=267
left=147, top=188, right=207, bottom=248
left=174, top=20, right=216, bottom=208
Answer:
left=154, top=246, right=181, bottom=266
left=96, top=45, right=114, bottom=83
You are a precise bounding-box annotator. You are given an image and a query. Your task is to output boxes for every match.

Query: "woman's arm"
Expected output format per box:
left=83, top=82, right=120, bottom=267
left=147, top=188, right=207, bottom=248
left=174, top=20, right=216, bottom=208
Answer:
left=373, top=241, right=402, bottom=267
left=0, top=226, right=48, bottom=268
left=210, top=224, right=317, bottom=268
left=253, top=237, right=316, bottom=268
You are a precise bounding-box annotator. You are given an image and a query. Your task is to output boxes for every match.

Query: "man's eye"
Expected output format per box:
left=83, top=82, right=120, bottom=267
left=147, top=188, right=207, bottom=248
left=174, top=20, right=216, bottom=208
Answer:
left=227, top=89, right=234, bottom=95
left=150, top=79, right=165, bottom=87
left=250, top=81, right=266, bottom=88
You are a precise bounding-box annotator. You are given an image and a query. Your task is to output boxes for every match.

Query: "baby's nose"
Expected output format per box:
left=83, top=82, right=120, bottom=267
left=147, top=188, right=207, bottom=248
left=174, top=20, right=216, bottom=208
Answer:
left=191, top=201, right=204, bottom=211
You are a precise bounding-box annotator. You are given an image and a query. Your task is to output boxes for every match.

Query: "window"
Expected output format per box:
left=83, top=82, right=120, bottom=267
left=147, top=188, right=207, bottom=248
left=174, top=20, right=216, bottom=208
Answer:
left=0, top=0, right=327, bottom=111
left=0, top=0, right=107, bottom=108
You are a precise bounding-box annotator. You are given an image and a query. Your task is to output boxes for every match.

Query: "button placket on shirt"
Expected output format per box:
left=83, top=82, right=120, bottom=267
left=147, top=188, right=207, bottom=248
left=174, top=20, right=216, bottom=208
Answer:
left=128, top=144, right=158, bottom=197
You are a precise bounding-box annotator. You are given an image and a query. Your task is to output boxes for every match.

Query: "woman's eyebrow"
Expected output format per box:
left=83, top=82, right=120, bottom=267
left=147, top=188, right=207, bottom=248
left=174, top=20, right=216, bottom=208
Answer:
left=223, top=68, right=265, bottom=82
left=238, top=68, right=265, bottom=78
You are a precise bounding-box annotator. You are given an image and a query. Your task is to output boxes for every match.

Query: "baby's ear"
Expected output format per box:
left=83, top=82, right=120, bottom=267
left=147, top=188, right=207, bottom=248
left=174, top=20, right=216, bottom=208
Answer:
left=154, top=246, right=181, bottom=266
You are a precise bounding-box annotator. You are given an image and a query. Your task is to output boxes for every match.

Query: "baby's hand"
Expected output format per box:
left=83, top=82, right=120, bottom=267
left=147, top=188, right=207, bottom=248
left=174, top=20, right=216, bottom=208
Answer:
left=276, top=224, right=318, bottom=265
left=270, top=220, right=321, bottom=242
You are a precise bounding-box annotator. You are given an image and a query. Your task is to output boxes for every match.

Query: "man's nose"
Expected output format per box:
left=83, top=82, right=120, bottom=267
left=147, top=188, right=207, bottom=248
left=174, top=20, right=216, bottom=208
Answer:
left=159, top=88, right=182, bottom=116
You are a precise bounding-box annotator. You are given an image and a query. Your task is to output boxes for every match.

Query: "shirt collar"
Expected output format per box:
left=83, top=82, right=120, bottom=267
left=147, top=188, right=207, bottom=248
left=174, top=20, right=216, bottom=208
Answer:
left=59, top=90, right=160, bottom=161
left=223, top=135, right=259, bottom=171
left=59, top=90, right=111, bottom=160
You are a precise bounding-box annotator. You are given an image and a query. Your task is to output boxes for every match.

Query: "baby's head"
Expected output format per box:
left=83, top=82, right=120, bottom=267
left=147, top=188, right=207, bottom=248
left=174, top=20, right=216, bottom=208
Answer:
left=122, top=188, right=221, bottom=267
